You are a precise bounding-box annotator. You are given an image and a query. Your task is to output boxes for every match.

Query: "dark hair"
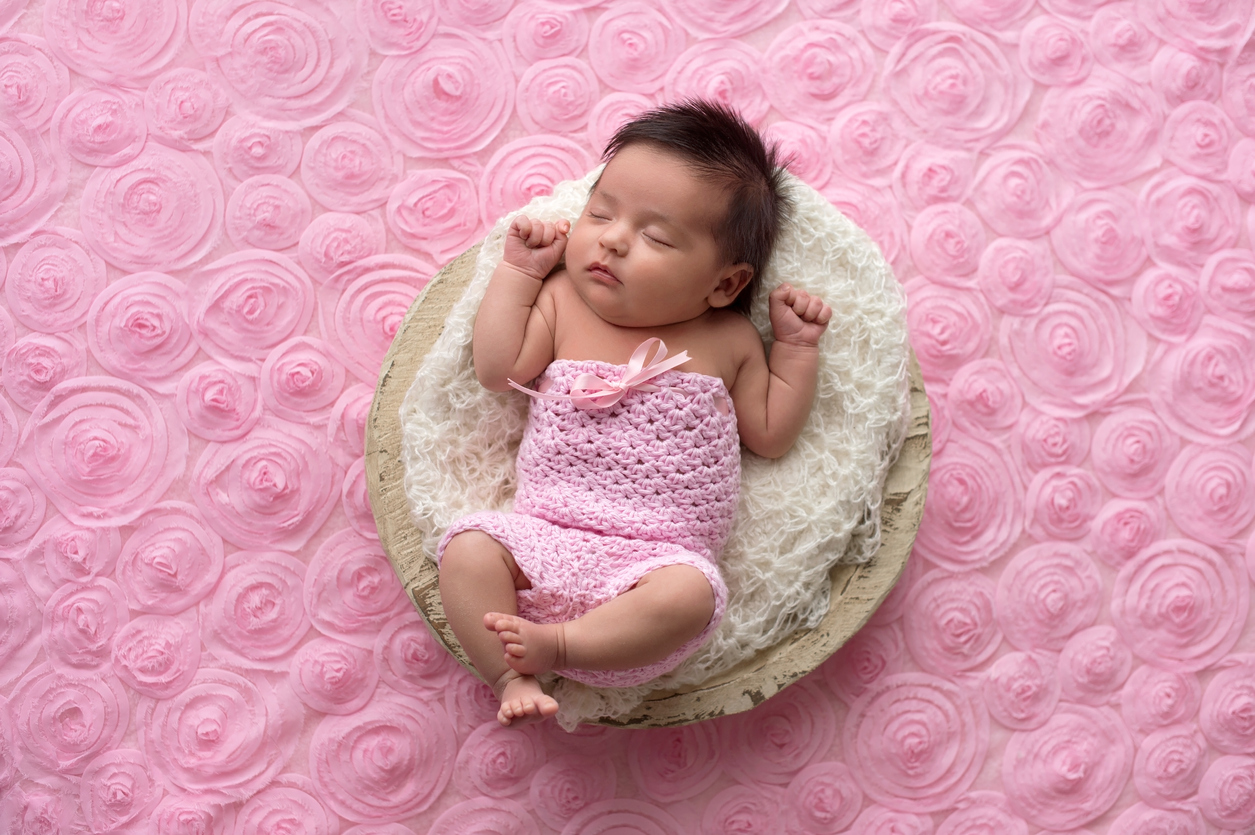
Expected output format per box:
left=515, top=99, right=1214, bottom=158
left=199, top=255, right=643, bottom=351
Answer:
left=600, top=99, right=790, bottom=316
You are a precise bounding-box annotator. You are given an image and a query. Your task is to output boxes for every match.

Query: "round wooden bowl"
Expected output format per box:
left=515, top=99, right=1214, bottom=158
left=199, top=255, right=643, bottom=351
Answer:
left=365, top=244, right=932, bottom=727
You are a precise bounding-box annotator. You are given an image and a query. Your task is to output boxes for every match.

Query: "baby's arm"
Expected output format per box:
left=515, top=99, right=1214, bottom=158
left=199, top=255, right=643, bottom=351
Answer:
left=472, top=215, right=569, bottom=391
left=730, top=284, right=832, bottom=459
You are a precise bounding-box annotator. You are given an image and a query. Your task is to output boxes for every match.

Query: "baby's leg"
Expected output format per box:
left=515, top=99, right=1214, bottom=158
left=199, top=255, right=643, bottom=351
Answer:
left=439, top=530, right=558, bottom=726
left=485, top=564, right=716, bottom=675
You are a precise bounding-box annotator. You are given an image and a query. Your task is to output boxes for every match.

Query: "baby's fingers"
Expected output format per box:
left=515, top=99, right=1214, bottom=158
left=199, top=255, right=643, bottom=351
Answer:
left=791, top=289, right=812, bottom=316
left=802, top=295, right=825, bottom=321
left=510, top=215, right=535, bottom=241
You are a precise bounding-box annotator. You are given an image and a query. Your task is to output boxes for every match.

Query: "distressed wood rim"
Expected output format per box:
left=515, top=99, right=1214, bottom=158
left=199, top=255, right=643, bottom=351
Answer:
left=366, top=244, right=931, bottom=727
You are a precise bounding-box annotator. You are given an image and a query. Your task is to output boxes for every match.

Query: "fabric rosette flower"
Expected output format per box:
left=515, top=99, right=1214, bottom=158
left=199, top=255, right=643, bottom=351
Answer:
left=1024, top=465, right=1102, bottom=541
left=43, top=578, right=129, bottom=674
left=80, top=145, right=223, bottom=273
left=11, top=663, right=129, bottom=778
left=903, top=279, right=990, bottom=384
left=1130, top=266, right=1204, bottom=342
left=201, top=551, right=309, bottom=670
left=111, top=613, right=201, bottom=699
left=79, top=749, right=163, bottom=833
left=373, top=30, right=512, bottom=156
left=884, top=23, right=1028, bottom=149
left=86, top=272, right=199, bottom=394
left=1087, top=497, right=1165, bottom=568
left=996, top=542, right=1102, bottom=652
left=43, top=0, right=185, bottom=85
left=19, top=377, right=187, bottom=527
left=971, top=143, right=1071, bottom=238
left=1050, top=188, right=1146, bottom=293
left=51, top=87, right=146, bottom=168
left=501, top=1, right=587, bottom=71
left=224, top=175, right=312, bottom=251
left=1089, top=3, right=1159, bottom=81
left=211, top=115, right=302, bottom=187
left=479, top=135, right=594, bottom=228
left=309, top=688, right=457, bottom=821
left=981, top=652, right=1060, bottom=731
left=1168, top=442, right=1255, bottom=546
left=1036, top=70, right=1162, bottom=188
left=302, top=114, right=402, bottom=213
left=999, top=277, right=1147, bottom=418
left=190, top=0, right=367, bottom=127
left=820, top=622, right=905, bottom=705
left=191, top=418, right=341, bottom=551
left=373, top=611, right=456, bottom=695
left=1147, top=315, right=1255, bottom=443
left=319, top=254, right=437, bottom=385
left=763, top=20, right=873, bottom=126
left=625, top=722, right=722, bottom=803
left=528, top=752, right=616, bottom=829
left=6, top=229, right=106, bottom=334
left=664, top=42, right=769, bottom=127
left=304, top=529, right=409, bottom=646
left=860, top=0, right=936, bottom=52
left=892, top=142, right=975, bottom=217
left=1132, top=723, right=1209, bottom=809
left=144, top=67, right=229, bottom=151
left=387, top=170, right=482, bottom=265
left=137, top=666, right=302, bottom=799
left=1058, top=625, right=1134, bottom=704
left=1120, top=665, right=1203, bottom=738
left=1140, top=170, right=1241, bottom=271
left=1199, top=654, right=1255, bottom=755
left=1003, top=705, right=1134, bottom=830
left=844, top=672, right=989, bottom=812
left=903, top=569, right=1002, bottom=675
left=913, top=432, right=1022, bottom=572
left=3, top=332, right=87, bottom=412
left=115, top=501, right=224, bottom=615
left=175, top=362, right=262, bottom=443
left=1019, top=14, right=1091, bottom=86
left=1112, top=539, right=1248, bottom=672
left=718, top=679, right=835, bottom=785
left=299, top=212, right=387, bottom=285
left=829, top=103, right=911, bottom=187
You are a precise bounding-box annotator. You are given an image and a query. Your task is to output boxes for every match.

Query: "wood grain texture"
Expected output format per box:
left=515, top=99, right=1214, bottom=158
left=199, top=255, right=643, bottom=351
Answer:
left=366, top=245, right=932, bottom=726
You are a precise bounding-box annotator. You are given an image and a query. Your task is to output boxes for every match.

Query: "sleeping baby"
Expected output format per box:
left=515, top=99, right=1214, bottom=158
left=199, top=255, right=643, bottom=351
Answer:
left=437, top=100, right=833, bottom=726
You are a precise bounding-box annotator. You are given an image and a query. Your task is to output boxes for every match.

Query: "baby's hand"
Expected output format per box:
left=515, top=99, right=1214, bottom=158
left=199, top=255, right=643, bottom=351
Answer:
left=769, top=284, right=832, bottom=347
left=502, top=215, right=570, bottom=281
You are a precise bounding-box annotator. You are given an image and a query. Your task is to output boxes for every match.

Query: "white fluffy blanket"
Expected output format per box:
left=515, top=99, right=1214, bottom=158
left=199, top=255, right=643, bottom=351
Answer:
left=400, top=169, right=909, bottom=728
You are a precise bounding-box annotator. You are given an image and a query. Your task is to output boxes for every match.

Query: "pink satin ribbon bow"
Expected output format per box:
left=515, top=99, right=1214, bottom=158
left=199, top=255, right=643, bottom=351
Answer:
left=508, top=337, right=691, bottom=410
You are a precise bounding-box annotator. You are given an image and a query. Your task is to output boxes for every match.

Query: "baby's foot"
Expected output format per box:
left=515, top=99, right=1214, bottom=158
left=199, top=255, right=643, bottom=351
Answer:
left=483, top=612, right=565, bottom=676
left=492, top=669, right=559, bottom=727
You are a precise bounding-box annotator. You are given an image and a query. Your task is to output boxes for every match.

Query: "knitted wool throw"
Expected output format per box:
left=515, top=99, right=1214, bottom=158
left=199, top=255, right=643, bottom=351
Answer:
left=400, top=169, right=910, bottom=728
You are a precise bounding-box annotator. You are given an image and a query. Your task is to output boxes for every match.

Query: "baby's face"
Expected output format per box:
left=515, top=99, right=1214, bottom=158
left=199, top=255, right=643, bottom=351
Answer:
left=563, top=144, right=747, bottom=328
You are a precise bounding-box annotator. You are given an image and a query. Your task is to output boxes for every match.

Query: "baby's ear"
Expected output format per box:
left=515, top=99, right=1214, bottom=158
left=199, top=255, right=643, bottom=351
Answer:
left=708, top=264, right=754, bottom=308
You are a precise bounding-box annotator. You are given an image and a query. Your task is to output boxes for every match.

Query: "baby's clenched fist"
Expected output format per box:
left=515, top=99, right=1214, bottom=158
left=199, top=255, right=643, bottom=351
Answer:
left=769, top=283, right=832, bottom=347
left=503, top=215, right=570, bottom=281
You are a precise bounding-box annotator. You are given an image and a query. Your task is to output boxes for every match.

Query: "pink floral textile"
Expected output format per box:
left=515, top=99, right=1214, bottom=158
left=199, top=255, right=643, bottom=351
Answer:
left=3, top=0, right=1255, bottom=832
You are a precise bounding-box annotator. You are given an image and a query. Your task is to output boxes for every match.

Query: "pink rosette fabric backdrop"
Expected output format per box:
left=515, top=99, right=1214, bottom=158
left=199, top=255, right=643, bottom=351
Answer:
left=3, top=0, right=1255, bottom=832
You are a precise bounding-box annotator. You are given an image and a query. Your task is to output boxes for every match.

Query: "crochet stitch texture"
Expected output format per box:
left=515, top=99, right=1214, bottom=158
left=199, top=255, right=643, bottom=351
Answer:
left=438, top=358, right=739, bottom=687
left=516, top=360, right=740, bottom=560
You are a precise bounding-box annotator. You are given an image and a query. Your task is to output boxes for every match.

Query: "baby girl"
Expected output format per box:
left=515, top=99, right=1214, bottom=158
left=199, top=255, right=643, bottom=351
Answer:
left=437, top=100, right=832, bottom=726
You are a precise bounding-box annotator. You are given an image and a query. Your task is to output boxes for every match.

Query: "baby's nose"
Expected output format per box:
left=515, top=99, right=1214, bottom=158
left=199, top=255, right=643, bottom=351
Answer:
left=599, top=222, right=629, bottom=254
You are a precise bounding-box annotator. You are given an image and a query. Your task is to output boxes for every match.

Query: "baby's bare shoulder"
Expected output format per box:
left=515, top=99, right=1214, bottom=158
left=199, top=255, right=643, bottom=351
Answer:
left=710, top=310, right=765, bottom=355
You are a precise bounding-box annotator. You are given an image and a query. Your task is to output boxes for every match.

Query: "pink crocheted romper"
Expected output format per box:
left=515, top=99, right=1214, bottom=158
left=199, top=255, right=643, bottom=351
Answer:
left=437, top=348, right=739, bottom=688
